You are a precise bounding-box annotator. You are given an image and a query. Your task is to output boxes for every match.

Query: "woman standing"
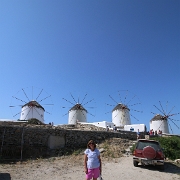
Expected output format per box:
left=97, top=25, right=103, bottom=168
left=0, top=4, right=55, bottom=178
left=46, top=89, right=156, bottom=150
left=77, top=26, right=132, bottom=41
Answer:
left=84, top=140, right=102, bottom=180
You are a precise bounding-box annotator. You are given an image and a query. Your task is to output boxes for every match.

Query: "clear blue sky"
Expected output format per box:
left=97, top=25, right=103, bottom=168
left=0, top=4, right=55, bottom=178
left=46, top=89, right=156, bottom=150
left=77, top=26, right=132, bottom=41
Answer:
left=0, top=0, right=179, bottom=134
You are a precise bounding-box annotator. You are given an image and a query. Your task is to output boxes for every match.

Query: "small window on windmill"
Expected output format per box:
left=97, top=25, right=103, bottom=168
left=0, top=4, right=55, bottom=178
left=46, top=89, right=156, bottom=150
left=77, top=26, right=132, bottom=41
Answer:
left=41, top=114, right=43, bottom=118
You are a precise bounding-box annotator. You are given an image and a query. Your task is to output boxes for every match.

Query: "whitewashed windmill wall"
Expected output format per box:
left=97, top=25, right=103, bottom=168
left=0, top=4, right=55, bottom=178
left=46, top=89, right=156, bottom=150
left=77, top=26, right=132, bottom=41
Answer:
left=112, top=104, right=131, bottom=127
left=68, top=104, right=87, bottom=124
left=150, top=114, right=169, bottom=134
left=20, top=100, right=45, bottom=123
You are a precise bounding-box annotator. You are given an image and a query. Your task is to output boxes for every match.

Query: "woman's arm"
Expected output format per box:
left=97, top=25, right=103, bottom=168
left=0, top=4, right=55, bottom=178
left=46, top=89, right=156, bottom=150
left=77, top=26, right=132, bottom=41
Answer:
left=98, top=155, right=102, bottom=174
left=84, top=154, right=88, bottom=174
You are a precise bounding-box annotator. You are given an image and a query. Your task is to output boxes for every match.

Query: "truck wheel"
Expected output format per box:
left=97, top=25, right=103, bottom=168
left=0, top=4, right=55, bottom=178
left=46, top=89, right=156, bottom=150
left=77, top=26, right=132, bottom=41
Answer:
left=133, top=160, right=138, bottom=167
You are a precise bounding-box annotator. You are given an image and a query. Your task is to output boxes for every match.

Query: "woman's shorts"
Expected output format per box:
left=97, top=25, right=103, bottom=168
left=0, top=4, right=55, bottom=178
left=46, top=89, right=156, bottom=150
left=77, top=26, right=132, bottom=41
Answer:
left=86, top=167, right=100, bottom=179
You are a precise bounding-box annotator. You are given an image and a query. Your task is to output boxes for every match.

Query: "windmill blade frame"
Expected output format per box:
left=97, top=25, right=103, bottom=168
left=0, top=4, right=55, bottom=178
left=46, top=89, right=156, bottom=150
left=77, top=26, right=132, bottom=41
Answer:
left=106, top=90, right=142, bottom=127
left=10, top=87, right=53, bottom=123
left=62, top=93, right=96, bottom=124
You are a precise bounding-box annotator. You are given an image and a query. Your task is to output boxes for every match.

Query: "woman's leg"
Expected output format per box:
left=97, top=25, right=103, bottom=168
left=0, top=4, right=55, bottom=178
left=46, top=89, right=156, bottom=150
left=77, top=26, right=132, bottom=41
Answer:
left=86, top=169, right=93, bottom=180
left=93, top=167, right=100, bottom=180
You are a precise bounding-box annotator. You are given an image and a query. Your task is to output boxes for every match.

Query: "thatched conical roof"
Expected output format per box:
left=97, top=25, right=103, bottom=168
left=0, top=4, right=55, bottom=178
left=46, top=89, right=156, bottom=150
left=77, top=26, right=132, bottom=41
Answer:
left=69, top=104, right=87, bottom=112
left=150, top=114, right=167, bottom=122
left=22, top=100, right=45, bottom=111
left=112, top=103, right=130, bottom=112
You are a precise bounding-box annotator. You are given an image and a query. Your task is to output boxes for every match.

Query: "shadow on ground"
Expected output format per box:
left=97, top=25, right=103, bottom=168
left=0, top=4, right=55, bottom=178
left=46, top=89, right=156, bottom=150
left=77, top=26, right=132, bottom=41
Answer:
left=0, top=173, right=11, bottom=180
left=138, top=162, right=180, bottom=174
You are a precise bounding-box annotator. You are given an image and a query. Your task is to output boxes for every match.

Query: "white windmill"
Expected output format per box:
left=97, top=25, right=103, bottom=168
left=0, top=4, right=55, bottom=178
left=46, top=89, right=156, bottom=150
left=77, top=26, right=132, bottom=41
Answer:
left=68, top=104, right=87, bottom=124
left=10, top=87, right=53, bottom=123
left=112, top=103, right=131, bottom=127
left=150, top=101, right=180, bottom=134
left=62, top=93, right=95, bottom=124
left=19, top=100, right=45, bottom=122
left=150, top=114, right=169, bottom=133
left=106, top=90, right=142, bottom=128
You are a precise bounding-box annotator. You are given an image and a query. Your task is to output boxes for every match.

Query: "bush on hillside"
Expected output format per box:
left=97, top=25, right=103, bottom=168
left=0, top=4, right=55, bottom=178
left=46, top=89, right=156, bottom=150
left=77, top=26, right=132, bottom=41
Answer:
left=151, top=136, right=180, bottom=160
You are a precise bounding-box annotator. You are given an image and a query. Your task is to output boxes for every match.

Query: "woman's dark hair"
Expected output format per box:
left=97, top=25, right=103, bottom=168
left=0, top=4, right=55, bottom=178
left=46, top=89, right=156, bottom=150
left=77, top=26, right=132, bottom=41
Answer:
left=87, top=140, right=96, bottom=149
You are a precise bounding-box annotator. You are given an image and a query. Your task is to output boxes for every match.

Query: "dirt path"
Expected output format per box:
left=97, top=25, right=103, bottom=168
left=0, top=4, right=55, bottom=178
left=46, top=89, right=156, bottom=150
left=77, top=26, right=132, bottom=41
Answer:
left=0, top=155, right=180, bottom=180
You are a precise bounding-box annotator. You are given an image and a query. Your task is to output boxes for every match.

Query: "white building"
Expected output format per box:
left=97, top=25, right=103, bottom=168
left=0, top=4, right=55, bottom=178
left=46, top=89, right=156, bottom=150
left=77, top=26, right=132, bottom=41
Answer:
left=92, top=121, right=115, bottom=129
left=0, top=119, right=16, bottom=122
left=124, top=124, right=146, bottom=132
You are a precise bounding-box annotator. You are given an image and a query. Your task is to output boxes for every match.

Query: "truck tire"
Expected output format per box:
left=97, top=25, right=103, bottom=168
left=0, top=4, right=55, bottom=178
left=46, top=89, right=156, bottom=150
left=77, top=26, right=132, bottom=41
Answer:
left=143, top=146, right=156, bottom=159
left=133, top=160, right=138, bottom=167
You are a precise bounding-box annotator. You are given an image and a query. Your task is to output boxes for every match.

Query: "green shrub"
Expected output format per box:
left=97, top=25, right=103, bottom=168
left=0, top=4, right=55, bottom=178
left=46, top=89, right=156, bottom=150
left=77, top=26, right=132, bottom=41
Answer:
left=73, top=149, right=82, bottom=156
left=130, top=143, right=137, bottom=153
left=151, top=136, right=180, bottom=160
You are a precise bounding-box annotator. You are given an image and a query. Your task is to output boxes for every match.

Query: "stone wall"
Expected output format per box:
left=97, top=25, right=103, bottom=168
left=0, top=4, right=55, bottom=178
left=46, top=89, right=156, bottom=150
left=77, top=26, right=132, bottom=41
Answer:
left=0, top=122, right=137, bottom=159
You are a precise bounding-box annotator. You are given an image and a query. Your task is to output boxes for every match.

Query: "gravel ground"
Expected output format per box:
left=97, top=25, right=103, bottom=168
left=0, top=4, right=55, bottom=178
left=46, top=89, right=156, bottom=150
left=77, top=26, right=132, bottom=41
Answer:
left=0, top=155, right=180, bottom=180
